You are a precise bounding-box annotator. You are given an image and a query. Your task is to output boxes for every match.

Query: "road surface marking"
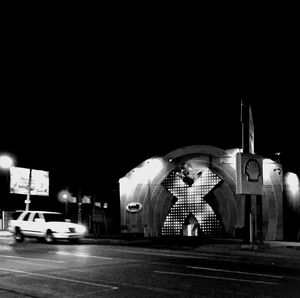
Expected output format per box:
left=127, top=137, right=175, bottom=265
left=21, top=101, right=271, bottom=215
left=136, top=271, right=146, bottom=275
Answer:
left=0, top=267, right=118, bottom=290
left=55, top=251, right=113, bottom=260
left=187, top=266, right=284, bottom=279
left=67, top=268, right=89, bottom=272
left=75, top=289, right=115, bottom=296
left=107, top=248, right=220, bottom=260
left=0, top=254, right=65, bottom=263
left=154, top=270, right=279, bottom=285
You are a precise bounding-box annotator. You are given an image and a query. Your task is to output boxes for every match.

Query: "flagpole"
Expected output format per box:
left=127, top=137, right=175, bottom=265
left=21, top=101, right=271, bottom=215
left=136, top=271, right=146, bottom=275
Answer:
left=249, top=105, right=254, bottom=154
left=241, top=98, right=252, bottom=244
left=241, top=98, right=244, bottom=151
left=240, top=100, right=263, bottom=247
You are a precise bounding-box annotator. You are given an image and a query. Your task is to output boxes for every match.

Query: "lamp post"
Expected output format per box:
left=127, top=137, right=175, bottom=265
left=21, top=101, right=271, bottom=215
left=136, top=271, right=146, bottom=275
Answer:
left=0, top=154, right=14, bottom=230
left=62, top=193, right=68, bottom=215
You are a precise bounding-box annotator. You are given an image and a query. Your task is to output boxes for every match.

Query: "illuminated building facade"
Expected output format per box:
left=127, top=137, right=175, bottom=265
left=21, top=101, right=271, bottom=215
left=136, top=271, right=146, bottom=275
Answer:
left=119, top=145, right=299, bottom=240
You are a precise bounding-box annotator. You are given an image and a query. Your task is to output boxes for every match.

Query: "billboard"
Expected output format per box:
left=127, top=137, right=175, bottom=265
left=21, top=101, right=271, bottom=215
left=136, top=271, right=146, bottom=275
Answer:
left=236, top=153, right=263, bottom=195
left=10, top=167, right=49, bottom=196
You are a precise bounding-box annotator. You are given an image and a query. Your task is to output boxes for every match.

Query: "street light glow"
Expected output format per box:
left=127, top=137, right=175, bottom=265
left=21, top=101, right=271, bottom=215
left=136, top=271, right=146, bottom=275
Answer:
left=285, top=172, right=300, bottom=196
left=0, top=154, right=14, bottom=169
left=284, top=172, right=300, bottom=209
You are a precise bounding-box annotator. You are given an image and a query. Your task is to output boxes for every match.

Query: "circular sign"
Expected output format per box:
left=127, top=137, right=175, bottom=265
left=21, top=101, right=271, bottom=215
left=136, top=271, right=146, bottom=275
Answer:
left=126, top=202, right=142, bottom=213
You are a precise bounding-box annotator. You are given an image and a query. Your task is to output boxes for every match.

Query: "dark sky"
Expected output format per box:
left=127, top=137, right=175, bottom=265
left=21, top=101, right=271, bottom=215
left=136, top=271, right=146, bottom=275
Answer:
left=1, top=13, right=299, bottom=201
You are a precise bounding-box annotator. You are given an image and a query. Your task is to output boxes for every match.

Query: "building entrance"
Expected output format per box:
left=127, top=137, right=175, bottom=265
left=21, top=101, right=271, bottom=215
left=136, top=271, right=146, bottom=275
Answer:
left=182, top=213, right=202, bottom=236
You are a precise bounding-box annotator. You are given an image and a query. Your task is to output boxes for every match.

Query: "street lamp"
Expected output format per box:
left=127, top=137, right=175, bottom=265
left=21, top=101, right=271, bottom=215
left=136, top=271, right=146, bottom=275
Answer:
left=58, top=190, right=72, bottom=215
left=0, top=154, right=14, bottom=169
left=0, top=154, right=14, bottom=230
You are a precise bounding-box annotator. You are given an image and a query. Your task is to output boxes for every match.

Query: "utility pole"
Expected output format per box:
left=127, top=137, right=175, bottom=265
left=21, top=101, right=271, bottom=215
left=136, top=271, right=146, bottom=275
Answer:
left=77, top=174, right=82, bottom=224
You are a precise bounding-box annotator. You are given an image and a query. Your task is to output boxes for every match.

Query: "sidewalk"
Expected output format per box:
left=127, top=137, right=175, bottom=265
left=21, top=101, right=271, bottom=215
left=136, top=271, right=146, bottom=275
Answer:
left=2, top=229, right=300, bottom=250
left=0, top=230, right=12, bottom=237
left=82, top=235, right=300, bottom=270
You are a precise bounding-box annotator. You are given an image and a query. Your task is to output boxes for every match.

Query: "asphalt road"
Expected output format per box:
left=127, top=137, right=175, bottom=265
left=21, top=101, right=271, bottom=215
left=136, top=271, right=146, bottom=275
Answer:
left=1, top=239, right=300, bottom=297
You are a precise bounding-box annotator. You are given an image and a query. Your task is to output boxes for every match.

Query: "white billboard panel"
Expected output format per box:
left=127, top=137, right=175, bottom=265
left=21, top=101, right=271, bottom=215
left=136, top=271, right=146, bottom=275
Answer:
left=10, top=167, right=49, bottom=196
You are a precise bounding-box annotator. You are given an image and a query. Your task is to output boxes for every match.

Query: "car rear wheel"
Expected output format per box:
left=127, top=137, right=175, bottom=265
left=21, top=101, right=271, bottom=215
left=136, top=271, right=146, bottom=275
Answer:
left=45, top=230, right=55, bottom=243
left=15, top=228, right=24, bottom=243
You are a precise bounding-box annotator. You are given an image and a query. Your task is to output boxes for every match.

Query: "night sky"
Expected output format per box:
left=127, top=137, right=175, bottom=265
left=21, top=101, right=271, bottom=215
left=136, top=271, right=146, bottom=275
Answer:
left=1, top=13, right=299, bottom=208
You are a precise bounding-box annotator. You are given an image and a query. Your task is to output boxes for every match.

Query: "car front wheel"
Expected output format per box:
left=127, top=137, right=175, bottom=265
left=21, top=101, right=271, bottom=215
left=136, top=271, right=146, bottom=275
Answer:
left=15, top=228, right=24, bottom=243
left=45, top=230, right=55, bottom=244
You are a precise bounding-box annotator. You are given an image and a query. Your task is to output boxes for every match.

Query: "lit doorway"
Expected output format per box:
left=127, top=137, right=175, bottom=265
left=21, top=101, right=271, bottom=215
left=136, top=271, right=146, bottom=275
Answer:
left=182, top=213, right=202, bottom=237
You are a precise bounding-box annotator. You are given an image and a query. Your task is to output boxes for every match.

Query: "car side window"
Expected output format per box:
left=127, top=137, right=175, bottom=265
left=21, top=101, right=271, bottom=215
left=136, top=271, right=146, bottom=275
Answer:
left=37, top=213, right=45, bottom=222
left=22, top=213, right=31, bottom=221
left=33, top=213, right=40, bottom=221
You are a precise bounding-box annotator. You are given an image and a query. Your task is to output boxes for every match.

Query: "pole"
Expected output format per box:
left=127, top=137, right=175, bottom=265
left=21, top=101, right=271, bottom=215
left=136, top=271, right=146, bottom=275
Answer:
left=241, top=99, right=254, bottom=244
left=244, top=194, right=251, bottom=243
left=91, top=194, right=95, bottom=234
left=65, top=201, right=68, bottom=216
left=77, top=174, right=82, bottom=224
left=78, top=201, right=82, bottom=224
left=249, top=213, right=253, bottom=243
left=2, top=211, right=5, bottom=229
left=25, top=168, right=32, bottom=211
left=256, top=194, right=263, bottom=242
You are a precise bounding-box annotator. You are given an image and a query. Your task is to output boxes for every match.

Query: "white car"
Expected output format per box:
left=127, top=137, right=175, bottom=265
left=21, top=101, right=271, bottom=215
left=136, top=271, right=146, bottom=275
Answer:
left=8, top=210, right=87, bottom=243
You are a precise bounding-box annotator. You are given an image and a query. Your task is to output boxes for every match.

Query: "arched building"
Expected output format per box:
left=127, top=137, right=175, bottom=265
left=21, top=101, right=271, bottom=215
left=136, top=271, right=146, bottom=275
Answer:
left=119, top=145, right=285, bottom=240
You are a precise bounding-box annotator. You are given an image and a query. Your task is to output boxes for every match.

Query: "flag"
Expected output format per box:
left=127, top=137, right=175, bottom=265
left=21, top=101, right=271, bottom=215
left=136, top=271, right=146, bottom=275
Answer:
left=249, top=105, right=254, bottom=154
left=240, top=98, right=254, bottom=154
left=82, top=195, right=91, bottom=204
left=70, top=196, right=77, bottom=203
left=240, top=98, right=246, bottom=151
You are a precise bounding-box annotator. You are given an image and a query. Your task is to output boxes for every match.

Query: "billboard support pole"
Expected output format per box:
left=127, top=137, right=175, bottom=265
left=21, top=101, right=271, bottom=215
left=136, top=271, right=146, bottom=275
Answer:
left=25, top=168, right=32, bottom=211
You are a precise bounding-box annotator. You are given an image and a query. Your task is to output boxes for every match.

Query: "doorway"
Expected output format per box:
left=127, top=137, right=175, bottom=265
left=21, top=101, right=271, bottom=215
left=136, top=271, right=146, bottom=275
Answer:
left=182, top=213, right=203, bottom=237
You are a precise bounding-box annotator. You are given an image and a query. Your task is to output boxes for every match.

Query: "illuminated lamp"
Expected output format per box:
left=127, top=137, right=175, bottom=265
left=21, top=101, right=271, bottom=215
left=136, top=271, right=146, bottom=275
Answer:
left=285, top=172, right=300, bottom=197
left=58, top=190, right=72, bottom=202
left=0, top=154, right=14, bottom=169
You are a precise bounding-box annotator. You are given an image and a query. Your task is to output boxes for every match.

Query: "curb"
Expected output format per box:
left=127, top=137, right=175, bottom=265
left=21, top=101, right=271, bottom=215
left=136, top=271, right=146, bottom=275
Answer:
left=0, top=231, right=13, bottom=238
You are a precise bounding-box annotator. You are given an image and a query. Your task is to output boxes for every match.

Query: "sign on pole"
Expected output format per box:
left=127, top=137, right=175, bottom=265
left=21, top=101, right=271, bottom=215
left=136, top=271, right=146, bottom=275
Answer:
left=10, top=167, right=49, bottom=196
left=236, top=153, right=263, bottom=195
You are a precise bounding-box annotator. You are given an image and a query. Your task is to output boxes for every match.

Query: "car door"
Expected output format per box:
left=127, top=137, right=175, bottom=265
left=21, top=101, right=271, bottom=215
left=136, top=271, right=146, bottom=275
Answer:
left=19, top=212, right=32, bottom=235
left=27, top=212, right=44, bottom=237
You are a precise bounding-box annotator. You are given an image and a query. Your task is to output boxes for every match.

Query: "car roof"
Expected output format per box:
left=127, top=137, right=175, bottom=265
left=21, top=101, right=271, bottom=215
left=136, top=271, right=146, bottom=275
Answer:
left=22, top=211, right=62, bottom=214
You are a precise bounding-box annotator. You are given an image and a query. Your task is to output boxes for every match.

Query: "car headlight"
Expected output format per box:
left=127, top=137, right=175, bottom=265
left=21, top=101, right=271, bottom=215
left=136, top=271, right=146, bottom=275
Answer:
left=77, top=225, right=87, bottom=234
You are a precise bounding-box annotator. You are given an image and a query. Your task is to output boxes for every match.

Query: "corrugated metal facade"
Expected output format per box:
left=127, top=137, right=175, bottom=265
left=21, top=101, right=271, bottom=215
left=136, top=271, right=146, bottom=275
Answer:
left=120, top=145, right=284, bottom=240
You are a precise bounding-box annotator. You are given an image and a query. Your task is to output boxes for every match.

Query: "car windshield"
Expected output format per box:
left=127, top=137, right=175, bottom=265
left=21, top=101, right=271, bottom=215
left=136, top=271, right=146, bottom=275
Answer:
left=43, top=213, right=66, bottom=222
